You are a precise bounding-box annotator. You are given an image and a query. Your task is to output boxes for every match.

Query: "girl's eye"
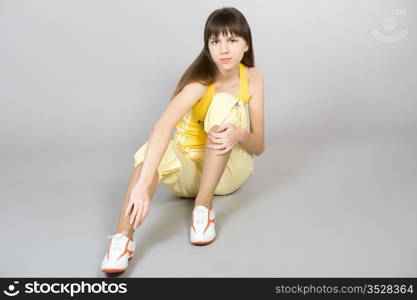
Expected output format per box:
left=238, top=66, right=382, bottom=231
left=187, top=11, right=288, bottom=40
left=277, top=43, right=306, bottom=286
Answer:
left=211, top=39, right=238, bottom=44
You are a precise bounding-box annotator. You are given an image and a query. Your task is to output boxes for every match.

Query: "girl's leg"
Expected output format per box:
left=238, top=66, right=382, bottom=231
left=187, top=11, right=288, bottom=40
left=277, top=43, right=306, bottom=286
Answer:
left=194, top=93, right=251, bottom=210
left=194, top=125, right=231, bottom=211
left=114, top=161, right=159, bottom=241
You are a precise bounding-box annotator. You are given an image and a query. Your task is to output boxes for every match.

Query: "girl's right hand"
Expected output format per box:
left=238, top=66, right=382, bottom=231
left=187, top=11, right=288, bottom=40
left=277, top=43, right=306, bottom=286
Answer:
left=124, top=184, right=151, bottom=229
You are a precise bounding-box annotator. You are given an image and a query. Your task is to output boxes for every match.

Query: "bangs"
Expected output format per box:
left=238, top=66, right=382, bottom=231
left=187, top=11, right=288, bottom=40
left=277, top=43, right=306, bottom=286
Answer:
left=206, top=15, right=244, bottom=41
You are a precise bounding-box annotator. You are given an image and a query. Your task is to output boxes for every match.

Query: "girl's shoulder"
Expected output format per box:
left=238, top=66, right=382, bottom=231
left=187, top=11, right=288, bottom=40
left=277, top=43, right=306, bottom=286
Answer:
left=185, top=81, right=209, bottom=96
left=247, top=66, right=263, bottom=80
left=247, top=66, right=263, bottom=100
left=184, top=81, right=211, bottom=105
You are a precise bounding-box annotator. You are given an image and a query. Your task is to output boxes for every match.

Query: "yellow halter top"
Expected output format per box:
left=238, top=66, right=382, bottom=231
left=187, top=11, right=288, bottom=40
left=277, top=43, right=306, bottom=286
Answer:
left=173, top=62, right=251, bottom=149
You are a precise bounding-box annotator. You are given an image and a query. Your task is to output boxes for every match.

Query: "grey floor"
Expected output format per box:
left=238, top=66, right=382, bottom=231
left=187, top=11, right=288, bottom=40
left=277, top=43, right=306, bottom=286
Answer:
left=1, top=136, right=416, bottom=277
left=1, top=0, right=417, bottom=279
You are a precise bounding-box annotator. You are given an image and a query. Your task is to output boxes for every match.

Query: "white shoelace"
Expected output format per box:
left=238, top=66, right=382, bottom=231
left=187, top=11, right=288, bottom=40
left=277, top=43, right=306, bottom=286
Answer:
left=194, top=208, right=208, bottom=225
left=106, top=232, right=128, bottom=252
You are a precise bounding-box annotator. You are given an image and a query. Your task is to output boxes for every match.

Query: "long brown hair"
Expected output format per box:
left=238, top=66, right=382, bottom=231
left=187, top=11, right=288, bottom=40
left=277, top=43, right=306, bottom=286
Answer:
left=170, top=7, right=255, bottom=101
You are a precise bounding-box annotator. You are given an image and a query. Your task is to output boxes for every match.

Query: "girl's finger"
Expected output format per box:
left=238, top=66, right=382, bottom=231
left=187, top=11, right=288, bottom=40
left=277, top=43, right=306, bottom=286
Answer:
left=134, top=202, right=144, bottom=228
left=209, top=144, right=223, bottom=150
left=125, top=200, right=133, bottom=218
left=213, top=137, right=227, bottom=145
left=130, top=205, right=138, bottom=225
left=209, top=135, right=222, bottom=143
left=141, top=202, right=150, bottom=224
left=210, top=131, right=225, bottom=139
left=134, top=213, right=140, bottom=228
left=216, top=148, right=229, bottom=155
left=217, top=124, right=229, bottom=132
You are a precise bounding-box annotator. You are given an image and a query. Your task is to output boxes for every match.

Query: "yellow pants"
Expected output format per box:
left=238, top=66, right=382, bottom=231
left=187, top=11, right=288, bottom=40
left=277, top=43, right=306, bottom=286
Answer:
left=133, top=93, right=255, bottom=198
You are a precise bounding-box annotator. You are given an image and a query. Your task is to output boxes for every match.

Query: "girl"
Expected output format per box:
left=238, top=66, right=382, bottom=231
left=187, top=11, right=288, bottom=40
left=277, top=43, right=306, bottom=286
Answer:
left=101, top=6, right=265, bottom=274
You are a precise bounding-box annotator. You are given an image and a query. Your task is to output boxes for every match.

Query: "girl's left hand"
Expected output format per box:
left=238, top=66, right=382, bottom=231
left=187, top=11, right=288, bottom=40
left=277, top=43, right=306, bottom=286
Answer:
left=207, top=123, right=241, bottom=155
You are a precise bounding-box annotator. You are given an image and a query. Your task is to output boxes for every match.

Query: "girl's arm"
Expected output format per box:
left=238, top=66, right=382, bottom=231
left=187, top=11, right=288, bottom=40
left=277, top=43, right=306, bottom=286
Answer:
left=135, top=82, right=206, bottom=190
left=239, top=68, right=265, bottom=156
left=239, top=129, right=264, bottom=156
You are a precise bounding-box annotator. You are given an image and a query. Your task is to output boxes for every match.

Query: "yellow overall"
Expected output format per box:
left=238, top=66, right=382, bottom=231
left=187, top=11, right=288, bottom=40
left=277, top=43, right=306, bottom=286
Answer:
left=133, top=63, right=255, bottom=197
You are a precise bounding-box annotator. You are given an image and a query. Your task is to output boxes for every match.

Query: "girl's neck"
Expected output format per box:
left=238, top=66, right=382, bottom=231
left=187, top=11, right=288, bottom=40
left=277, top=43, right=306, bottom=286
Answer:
left=215, top=64, right=239, bottom=84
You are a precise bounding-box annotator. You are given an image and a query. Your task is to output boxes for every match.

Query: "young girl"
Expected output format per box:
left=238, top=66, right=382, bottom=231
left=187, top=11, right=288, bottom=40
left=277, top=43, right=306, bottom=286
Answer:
left=101, top=6, right=265, bottom=274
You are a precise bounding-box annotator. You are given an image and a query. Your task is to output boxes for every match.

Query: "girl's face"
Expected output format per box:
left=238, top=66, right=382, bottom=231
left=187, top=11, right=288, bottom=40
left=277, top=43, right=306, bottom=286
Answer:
left=208, top=32, right=249, bottom=70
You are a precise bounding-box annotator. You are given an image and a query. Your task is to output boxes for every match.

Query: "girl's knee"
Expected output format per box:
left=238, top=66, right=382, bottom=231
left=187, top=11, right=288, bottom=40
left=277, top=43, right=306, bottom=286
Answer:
left=204, top=94, right=243, bottom=133
left=214, top=187, right=236, bottom=196
left=209, top=124, right=220, bottom=133
left=214, top=182, right=239, bottom=195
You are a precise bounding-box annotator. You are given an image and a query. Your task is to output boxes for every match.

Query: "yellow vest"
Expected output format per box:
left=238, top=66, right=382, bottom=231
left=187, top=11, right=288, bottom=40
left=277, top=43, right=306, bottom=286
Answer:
left=174, top=62, right=251, bottom=149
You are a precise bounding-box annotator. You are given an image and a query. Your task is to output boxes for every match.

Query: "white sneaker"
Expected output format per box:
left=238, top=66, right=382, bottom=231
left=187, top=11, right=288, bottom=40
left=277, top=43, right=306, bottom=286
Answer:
left=190, top=205, right=216, bottom=245
left=101, top=231, right=136, bottom=273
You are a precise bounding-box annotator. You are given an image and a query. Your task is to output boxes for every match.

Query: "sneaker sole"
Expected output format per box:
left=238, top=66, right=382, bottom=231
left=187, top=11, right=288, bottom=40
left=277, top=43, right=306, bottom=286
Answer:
left=191, top=236, right=216, bottom=246
left=101, top=267, right=126, bottom=273
left=101, top=253, right=134, bottom=273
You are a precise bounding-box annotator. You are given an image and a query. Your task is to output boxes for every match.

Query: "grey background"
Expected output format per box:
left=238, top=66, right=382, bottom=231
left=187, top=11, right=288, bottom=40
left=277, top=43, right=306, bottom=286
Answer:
left=1, top=0, right=416, bottom=277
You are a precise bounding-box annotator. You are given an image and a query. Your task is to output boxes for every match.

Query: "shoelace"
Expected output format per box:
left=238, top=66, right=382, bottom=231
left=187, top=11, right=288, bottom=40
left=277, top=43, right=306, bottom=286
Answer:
left=194, top=208, right=208, bottom=225
left=106, top=232, right=128, bottom=252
